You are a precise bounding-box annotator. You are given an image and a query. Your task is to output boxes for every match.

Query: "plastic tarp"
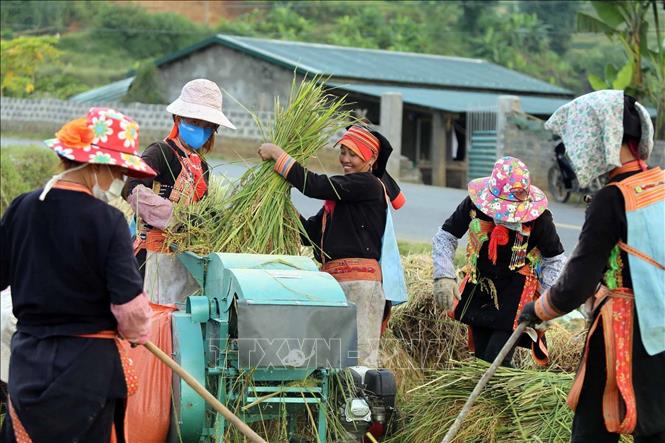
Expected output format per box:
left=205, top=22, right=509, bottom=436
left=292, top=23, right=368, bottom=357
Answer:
left=123, top=304, right=176, bottom=443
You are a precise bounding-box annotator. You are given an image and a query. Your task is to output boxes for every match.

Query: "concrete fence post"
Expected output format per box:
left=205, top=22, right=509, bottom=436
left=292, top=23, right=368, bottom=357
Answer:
left=380, top=92, right=403, bottom=179
left=496, top=95, right=521, bottom=158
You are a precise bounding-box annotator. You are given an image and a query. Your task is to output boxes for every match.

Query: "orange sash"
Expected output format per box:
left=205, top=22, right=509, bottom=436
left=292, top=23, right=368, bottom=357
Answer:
left=567, top=286, right=637, bottom=434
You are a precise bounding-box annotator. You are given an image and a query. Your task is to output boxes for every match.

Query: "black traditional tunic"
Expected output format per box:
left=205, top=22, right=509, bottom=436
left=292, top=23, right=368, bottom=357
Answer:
left=442, top=197, right=564, bottom=331
left=123, top=139, right=210, bottom=272
left=0, top=187, right=143, bottom=442
left=281, top=161, right=387, bottom=263
left=545, top=169, right=665, bottom=439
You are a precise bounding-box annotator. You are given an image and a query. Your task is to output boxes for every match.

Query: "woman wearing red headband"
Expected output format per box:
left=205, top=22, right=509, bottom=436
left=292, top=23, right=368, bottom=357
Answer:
left=258, top=125, right=406, bottom=367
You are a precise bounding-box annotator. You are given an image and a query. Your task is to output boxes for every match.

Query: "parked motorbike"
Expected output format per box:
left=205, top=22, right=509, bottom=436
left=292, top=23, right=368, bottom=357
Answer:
left=548, top=142, right=604, bottom=203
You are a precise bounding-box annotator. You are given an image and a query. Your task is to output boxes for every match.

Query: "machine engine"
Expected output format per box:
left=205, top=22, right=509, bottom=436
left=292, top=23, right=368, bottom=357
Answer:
left=341, top=366, right=398, bottom=442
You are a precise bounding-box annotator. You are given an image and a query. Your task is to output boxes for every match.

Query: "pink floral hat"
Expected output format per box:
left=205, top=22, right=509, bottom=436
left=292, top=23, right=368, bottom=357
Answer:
left=44, top=107, right=156, bottom=178
left=468, top=156, right=548, bottom=223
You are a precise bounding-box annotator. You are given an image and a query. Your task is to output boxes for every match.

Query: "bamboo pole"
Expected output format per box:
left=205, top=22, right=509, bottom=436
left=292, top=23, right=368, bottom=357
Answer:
left=143, top=341, right=267, bottom=443
left=440, top=322, right=528, bottom=443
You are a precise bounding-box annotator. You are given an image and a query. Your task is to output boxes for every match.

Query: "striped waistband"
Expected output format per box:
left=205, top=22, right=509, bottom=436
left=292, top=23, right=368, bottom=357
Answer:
left=322, top=258, right=382, bottom=282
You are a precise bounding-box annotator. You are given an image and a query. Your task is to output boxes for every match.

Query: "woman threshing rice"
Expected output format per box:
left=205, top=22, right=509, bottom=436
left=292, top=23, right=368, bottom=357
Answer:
left=0, top=109, right=154, bottom=442
left=520, top=91, right=665, bottom=442
left=258, top=125, right=407, bottom=367
left=432, top=156, right=566, bottom=366
left=123, top=78, right=235, bottom=304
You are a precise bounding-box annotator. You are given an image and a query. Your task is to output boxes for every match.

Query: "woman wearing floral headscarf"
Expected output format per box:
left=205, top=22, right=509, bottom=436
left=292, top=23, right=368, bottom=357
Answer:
left=519, top=90, right=665, bottom=443
left=432, top=156, right=566, bottom=367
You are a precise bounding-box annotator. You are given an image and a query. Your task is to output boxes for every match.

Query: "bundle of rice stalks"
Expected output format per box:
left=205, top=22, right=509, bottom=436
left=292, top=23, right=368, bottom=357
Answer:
left=165, top=174, right=231, bottom=254
left=389, top=254, right=472, bottom=370
left=167, top=76, right=353, bottom=256
left=386, top=360, right=633, bottom=443
left=109, top=196, right=135, bottom=223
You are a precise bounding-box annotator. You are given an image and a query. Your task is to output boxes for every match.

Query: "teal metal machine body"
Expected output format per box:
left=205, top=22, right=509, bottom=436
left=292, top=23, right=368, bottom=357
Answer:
left=168, top=252, right=357, bottom=442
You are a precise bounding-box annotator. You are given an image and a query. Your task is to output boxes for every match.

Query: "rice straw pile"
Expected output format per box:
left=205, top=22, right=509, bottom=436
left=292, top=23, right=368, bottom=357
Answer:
left=386, top=360, right=632, bottom=443
left=166, top=76, right=353, bottom=256
left=386, top=361, right=575, bottom=443
left=389, top=254, right=586, bottom=372
left=380, top=255, right=610, bottom=443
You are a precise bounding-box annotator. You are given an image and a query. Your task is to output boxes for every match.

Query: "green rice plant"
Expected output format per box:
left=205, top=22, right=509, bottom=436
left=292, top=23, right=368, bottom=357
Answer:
left=165, top=76, right=354, bottom=256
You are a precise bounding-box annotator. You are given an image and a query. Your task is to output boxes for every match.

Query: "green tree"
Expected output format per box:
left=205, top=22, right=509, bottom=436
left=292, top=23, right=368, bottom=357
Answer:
left=577, top=0, right=665, bottom=137
left=520, top=1, right=581, bottom=54
left=0, top=35, right=61, bottom=96
left=91, top=2, right=208, bottom=60
left=0, top=1, right=100, bottom=37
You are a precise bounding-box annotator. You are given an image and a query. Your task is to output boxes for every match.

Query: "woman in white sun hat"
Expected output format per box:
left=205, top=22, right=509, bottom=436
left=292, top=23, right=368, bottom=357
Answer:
left=1, top=108, right=154, bottom=442
left=123, top=78, right=235, bottom=305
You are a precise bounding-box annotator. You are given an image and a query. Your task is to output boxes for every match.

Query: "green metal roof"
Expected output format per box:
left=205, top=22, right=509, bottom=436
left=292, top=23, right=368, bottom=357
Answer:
left=329, top=82, right=572, bottom=115
left=70, top=77, right=135, bottom=103
left=156, top=34, right=571, bottom=96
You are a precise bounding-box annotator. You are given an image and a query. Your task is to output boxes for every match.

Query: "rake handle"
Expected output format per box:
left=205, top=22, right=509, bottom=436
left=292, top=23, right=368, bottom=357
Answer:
left=440, top=322, right=528, bottom=443
left=143, top=340, right=267, bottom=443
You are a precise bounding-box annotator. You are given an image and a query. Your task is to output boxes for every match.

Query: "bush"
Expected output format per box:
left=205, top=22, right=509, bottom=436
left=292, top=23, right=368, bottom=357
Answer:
left=1, top=146, right=59, bottom=213
left=123, top=62, right=165, bottom=104
left=91, top=3, right=208, bottom=60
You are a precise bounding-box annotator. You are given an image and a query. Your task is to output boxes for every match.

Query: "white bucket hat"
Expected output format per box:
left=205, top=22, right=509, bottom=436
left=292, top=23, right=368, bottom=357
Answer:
left=166, top=79, right=236, bottom=129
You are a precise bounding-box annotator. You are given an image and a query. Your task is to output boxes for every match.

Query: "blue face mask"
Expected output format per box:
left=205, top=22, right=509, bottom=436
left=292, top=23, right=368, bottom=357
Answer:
left=178, top=120, right=214, bottom=150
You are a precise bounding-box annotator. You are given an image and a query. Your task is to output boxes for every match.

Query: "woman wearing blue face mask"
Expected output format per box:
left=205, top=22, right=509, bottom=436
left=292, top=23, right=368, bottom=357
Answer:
left=122, top=79, right=235, bottom=304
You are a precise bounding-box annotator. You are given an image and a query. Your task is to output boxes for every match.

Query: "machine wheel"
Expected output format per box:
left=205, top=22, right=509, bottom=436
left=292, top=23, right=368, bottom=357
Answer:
left=548, top=166, right=570, bottom=203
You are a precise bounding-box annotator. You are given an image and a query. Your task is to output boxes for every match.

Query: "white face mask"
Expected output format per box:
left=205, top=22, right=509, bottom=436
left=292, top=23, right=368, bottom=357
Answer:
left=92, top=166, right=125, bottom=202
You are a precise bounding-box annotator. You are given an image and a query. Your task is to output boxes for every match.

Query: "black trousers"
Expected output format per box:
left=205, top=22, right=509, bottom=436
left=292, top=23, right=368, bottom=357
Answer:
left=471, top=326, right=515, bottom=367
left=571, top=325, right=665, bottom=443
left=1, top=398, right=120, bottom=443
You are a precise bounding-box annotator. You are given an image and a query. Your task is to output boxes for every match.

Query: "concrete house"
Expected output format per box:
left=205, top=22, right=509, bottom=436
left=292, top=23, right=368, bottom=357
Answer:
left=73, top=34, right=576, bottom=187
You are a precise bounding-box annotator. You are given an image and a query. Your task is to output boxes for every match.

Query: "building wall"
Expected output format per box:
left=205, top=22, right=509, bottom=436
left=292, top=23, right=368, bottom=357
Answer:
left=651, top=140, right=665, bottom=168
left=158, top=45, right=299, bottom=113
left=502, top=112, right=556, bottom=191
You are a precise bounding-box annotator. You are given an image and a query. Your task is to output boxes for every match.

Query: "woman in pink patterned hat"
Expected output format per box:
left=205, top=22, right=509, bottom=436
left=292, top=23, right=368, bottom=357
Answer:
left=431, top=156, right=566, bottom=367
left=1, top=108, right=154, bottom=442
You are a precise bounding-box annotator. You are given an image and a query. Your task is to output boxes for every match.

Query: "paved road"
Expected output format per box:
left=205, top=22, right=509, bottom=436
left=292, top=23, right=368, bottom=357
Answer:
left=0, top=137, right=42, bottom=148
left=209, top=159, right=586, bottom=254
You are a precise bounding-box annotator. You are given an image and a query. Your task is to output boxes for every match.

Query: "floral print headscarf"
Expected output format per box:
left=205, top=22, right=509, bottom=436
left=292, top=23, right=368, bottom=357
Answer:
left=545, top=90, right=654, bottom=188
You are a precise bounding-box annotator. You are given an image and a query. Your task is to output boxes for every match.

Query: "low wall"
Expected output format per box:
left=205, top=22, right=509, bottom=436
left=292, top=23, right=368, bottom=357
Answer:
left=502, top=112, right=554, bottom=191
left=0, top=96, right=347, bottom=172
left=0, top=97, right=269, bottom=145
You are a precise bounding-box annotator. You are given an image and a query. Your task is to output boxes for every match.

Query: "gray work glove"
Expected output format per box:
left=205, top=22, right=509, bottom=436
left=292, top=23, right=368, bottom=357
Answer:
left=433, top=278, right=459, bottom=311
